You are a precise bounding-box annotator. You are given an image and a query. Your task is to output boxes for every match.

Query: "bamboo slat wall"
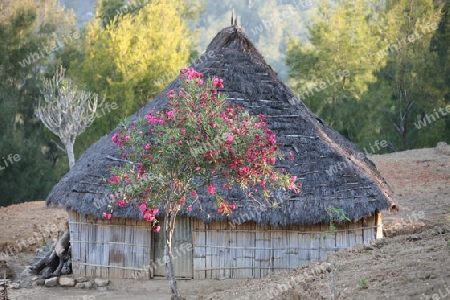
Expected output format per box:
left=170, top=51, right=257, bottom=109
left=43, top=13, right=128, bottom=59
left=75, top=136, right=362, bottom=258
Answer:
left=68, top=211, right=153, bottom=279
left=68, top=210, right=382, bottom=280
left=192, top=214, right=380, bottom=279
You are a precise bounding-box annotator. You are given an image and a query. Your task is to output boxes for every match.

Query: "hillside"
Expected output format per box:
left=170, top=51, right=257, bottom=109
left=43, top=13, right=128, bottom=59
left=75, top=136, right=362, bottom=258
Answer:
left=3, top=146, right=450, bottom=299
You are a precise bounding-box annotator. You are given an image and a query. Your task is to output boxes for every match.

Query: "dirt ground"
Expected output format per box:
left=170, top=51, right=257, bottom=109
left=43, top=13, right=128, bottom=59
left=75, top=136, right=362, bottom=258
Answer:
left=2, top=146, right=450, bottom=300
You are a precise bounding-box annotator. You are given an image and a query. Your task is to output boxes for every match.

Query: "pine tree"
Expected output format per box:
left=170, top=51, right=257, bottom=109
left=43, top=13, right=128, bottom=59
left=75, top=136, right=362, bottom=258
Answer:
left=363, top=0, right=443, bottom=150
left=286, top=0, right=388, bottom=139
left=429, top=0, right=450, bottom=142
left=286, top=0, right=444, bottom=150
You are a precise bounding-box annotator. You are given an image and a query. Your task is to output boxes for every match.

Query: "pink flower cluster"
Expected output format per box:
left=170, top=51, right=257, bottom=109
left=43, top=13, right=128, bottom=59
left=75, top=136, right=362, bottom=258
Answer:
left=217, top=201, right=236, bottom=216
left=288, top=176, right=300, bottom=191
left=287, top=151, right=295, bottom=161
left=225, top=135, right=234, bottom=144
left=108, top=175, right=120, bottom=185
left=146, top=114, right=164, bottom=125
left=180, top=68, right=204, bottom=85
left=212, top=77, right=224, bottom=89
left=207, top=185, right=216, bottom=194
left=139, top=203, right=161, bottom=233
left=112, top=132, right=130, bottom=147
left=140, top=203, right=159, bottom=221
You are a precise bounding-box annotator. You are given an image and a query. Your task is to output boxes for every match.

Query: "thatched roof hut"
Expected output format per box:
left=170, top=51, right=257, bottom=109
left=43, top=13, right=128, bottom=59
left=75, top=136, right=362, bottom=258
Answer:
left=47, top=26, right=396, bottom=280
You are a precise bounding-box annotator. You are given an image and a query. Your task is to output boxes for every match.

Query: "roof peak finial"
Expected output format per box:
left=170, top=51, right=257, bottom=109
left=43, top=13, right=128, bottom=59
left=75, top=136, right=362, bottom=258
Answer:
left=231, top=8, right=237, bottom=27
left=231, top=8, right=234, bottom=26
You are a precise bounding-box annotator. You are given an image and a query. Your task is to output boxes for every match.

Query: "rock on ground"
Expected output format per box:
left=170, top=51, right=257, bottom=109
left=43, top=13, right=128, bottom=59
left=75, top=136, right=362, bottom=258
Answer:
left=44, top=277, right=58, bottom=287
left=59, top=276, right=75, bottom=287
left=94, top=278, right=109, bottom=287
left=436, top=141, right=450, bottom=155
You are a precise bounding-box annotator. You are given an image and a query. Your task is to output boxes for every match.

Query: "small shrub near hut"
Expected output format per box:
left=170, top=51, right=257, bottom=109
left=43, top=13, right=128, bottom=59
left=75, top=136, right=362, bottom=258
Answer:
left=358, top=278, right=369, bottom=289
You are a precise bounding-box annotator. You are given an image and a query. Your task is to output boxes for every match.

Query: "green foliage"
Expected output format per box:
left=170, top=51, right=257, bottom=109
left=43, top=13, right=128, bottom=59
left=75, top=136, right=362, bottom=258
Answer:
left=95, top=0, right=123, bottom=27
left=365, top=0, right=444, bottom=150
left=286, top=0, right=388, bottom=138
left=358, top=278, right=369, bottom=288
left=286, top=0, right=448, bottom=151
left=326, top=207, right=350, bottom=232
left=69, top=0, right=195, bottom=154
left=429, top=1, right=450, bottom=139
left=0, top=0, right=75, bottom=206
left=0, top=0, right=203, bottom=207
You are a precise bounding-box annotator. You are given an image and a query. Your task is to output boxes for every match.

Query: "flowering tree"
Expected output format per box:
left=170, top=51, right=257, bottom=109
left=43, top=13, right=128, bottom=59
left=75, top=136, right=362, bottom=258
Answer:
left=106, top=68, right=300, bottom=299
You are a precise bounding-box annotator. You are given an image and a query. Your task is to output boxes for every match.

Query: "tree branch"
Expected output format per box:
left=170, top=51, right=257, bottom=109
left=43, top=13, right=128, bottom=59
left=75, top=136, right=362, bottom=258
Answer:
left=50, top=139, right=67, bottom=153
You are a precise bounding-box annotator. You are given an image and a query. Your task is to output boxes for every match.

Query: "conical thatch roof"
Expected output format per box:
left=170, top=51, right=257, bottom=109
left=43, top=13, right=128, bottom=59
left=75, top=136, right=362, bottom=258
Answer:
left=47, top=26, right=396, bottom=226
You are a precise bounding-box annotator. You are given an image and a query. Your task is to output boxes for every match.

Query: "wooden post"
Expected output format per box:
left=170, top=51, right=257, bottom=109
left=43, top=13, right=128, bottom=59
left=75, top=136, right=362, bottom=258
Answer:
left=375, top=212, right=383, bottom=239
left=2, top=271, right=8, bottom=300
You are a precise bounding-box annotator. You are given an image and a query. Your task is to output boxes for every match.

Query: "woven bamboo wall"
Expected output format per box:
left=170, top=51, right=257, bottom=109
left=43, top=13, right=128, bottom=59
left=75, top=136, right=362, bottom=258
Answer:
left=68, top=210, right=381, bottom=280
left=68, top=210, right=153, bottom=279
left=192, top=213, right=380, bottom=279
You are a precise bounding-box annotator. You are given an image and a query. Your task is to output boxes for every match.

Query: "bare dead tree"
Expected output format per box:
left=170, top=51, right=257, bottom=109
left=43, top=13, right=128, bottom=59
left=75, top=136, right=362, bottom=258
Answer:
left=36, top=66, right=100, bottom=169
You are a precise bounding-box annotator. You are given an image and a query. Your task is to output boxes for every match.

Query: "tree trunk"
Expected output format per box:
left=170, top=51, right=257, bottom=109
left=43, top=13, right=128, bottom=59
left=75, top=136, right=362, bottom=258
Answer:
left=445, top=93, right=450, bottom=135
left=32, top=228, right=71, bottom=278
left=164, top=209, right=184, bottom=300
left=65, top=140, right=75, bottom=170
